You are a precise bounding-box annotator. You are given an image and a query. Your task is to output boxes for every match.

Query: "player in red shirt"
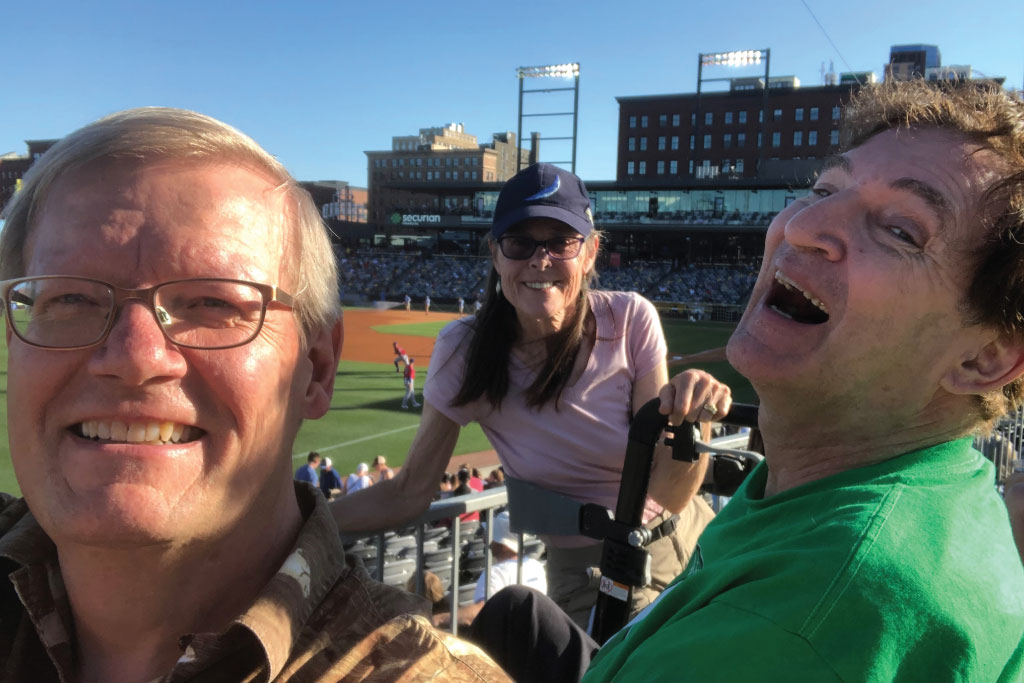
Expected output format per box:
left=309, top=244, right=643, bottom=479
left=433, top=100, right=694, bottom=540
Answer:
left=392, top=341, right=409, bottom=373
left=401, top=358, right=421, bottom=409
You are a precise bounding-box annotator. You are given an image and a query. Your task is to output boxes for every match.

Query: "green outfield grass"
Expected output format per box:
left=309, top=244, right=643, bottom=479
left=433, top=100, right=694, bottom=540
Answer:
left=0, top=318, right=753, bottom=496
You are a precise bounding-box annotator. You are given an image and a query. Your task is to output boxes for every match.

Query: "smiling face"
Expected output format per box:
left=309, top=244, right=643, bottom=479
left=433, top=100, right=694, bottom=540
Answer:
left=727, top=128, right=1003, bottom=426
left=490, top=218, right=598, bottom=340
left=8, top=159, right=322, bottom=548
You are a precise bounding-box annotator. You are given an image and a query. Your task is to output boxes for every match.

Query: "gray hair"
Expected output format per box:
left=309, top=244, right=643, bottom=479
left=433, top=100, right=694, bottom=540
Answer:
left=0, top=107, right=341, bottom=343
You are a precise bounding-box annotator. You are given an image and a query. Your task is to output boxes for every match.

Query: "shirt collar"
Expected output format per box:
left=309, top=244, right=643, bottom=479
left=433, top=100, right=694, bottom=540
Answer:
left=0, top=484, right=348, bottom=683
left=179, top=482, right=347, bottom=681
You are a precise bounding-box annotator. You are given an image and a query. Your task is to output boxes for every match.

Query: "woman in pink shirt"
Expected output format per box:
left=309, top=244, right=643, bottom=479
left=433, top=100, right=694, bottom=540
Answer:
left=333, top=164, right=732, bottom=628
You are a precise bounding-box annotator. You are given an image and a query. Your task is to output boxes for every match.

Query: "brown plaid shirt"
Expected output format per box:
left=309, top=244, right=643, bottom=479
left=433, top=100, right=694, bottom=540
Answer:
left=0, top=484, right=511, bottom=682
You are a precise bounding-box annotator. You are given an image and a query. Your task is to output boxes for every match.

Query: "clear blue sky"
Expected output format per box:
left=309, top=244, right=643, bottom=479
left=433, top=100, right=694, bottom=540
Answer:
left=3, top=0, right=1022, bottom=188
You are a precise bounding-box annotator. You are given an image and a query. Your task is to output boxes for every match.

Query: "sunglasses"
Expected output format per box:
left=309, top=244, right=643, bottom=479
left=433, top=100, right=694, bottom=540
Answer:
left=496, top=235, right=586, bottom=261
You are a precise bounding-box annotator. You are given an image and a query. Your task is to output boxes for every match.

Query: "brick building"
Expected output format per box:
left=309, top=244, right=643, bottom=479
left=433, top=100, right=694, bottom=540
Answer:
left=299, top=180, right=368, bottom=223
left=616, top=78, right=861, bottom=184
left=365, top=123, right=526, bottom=227
left=0, top=140, right=58, bottom=211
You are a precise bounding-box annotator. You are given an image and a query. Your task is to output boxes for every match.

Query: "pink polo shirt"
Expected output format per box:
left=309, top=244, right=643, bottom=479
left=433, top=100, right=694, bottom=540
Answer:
left=424, top=290, right=667, bottom=547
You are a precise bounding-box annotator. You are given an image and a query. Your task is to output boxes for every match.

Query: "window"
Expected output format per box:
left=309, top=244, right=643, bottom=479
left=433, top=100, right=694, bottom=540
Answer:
left=721, top=159, right=731, bottom=173
left=793, top=131, right=803, bottom=146
left=639, top=161, right=647, bottom=174
left=671, top=135, right=679, bottom=150
left=705, top=112, right=713, bottom=125
left=736, top=159, right=744, bottom=173
left=808, top=131, right=818, bottom=146
left=773, top=108, right=783, bottom=121
left=641, top=116, right=649, bottom=128
left=658, top=136, right=666, bottom=150
left=759, top=109, right=764, bottom=123
left=703, top=134, right=712, bottom=149
left=810, top=107, right=819, bottom=121
left=672, top=114, right=680, bottom=126
left=627, top=161, right=635, bottom=175
left=628, top=137, right=636, bottom=151
left=737, top=133, right=746, bottom=148
left=689, top=135, right=695, bottom=150
left=725, top=111, right=734, bottom=124
left=463, top=171, right=470, bottom=179
left=757, top=132, right=763, bottom=147
left=629, top=116, right=637, bottom=128
left=772, top=132, right=781, bottom=147
left=657, top=160, right=665, bottom=174
left=830, top=130, right=840, bottom=145
left=723, top=134, right=732, bottom=149
left=688, top=160, right=694, bottom=174
left=691, top=113, right=696, bottom=125
left=472, top=171, right=478, bottom=180
left=659, top=114, right=668, bottom=126
left=640, top=137, right=648, bottom=151
left=670, top=160, right=678, bottom=174
left=795, top=108, right=804, bottom=121
left=832, top=106, right=841, bottom=120
left=739, top=111, right=748, bottom=124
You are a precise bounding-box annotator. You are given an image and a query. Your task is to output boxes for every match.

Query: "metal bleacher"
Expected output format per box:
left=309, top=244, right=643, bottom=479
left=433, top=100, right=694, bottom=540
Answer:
left=341, top=486, right=541, bottom=637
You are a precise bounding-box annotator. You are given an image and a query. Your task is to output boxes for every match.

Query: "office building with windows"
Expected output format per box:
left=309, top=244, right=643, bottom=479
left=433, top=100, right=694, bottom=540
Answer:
left=365, top=123, right=526, bottom=227
left=616, top=78, right=861, bottom=184
left=0, top=140, right=57, bottom=210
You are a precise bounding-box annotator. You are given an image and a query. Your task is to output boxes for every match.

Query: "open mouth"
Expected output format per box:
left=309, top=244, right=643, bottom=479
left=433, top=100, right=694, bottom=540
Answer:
left=73, top=420, right=203, bottom=445
left=524, top=281, right=556, bottom=290
left=765, top=271, right=830, bottom=324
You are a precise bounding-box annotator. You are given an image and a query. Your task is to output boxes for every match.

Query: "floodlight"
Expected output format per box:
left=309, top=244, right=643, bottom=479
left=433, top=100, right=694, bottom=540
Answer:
left=701, top=49, right=766, bottom=68
left=518, top=62, right=580, bottom=79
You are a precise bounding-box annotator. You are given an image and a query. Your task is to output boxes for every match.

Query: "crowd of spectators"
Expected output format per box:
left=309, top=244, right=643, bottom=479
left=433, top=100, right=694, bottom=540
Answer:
left=336, top=251, right=416, bottom=300
left=336, top=249, right=760, bottom=308
left=652, top=262, right=760, bottom=306
left=388, top=255, right=490, bottom=300
left=593, top=210, right=777, bottom=226
left=595, top=260, right=673, bottom=295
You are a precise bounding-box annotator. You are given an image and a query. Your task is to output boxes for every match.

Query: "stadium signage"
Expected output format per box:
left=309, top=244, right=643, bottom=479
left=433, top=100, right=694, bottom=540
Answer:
left=390, top=212, right=442, bottom=226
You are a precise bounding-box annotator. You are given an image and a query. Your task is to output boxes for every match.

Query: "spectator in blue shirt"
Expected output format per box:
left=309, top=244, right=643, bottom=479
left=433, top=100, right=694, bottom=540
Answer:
left=319, top=457, right=344, bottom=499
left=294, top=451, right=321, bottom=487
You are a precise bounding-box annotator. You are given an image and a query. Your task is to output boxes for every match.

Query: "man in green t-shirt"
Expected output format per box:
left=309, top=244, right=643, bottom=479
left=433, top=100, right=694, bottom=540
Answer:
left=473, top=81, right=1024, bottom=682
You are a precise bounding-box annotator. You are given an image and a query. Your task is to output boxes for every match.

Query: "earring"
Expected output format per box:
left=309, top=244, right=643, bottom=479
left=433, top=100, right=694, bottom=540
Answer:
left=496, top=280, right=502, bottom=295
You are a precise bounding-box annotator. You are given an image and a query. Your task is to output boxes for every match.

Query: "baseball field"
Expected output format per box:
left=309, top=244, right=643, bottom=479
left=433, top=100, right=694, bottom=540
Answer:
left=0, top=308, right=754, bottom=495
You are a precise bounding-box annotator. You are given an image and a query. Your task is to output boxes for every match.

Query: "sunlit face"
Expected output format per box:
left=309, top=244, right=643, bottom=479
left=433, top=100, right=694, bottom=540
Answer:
left=727, top=128, right=1000, bottom=419
left=490, top=218, right=598, bottom=338
left=8, top=159, right=318, bottom=548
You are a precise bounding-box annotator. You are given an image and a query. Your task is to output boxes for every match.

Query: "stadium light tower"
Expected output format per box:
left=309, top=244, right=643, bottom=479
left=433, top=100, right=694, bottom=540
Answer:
left=695, top=49, right=770, bottom=179
left=516, top=62, right=581, bottom=173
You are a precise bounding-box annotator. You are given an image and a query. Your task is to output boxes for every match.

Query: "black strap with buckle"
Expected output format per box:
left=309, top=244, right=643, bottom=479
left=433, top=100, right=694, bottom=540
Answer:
left=646, top=514, right=679, bottom=543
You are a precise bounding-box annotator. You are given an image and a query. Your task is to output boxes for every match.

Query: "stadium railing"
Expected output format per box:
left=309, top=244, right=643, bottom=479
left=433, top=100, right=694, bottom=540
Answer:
left=339, top=429, right=758, bottom=636
left=341, top=486, right=512, bottom=637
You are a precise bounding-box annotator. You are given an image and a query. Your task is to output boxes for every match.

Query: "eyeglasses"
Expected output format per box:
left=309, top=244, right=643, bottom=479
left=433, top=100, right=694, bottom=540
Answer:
left=0, top=276, right=295, bottom=351
left=496, top=235, right=586, bottom=261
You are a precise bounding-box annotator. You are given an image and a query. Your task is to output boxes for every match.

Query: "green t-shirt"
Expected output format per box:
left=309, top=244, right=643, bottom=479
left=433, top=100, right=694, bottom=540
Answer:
left=583, top=438, right=1024, bottom=682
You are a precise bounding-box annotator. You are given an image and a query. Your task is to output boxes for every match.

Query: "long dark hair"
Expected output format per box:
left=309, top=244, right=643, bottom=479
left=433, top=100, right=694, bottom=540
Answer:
left=452, top=235, right=599, bottom=410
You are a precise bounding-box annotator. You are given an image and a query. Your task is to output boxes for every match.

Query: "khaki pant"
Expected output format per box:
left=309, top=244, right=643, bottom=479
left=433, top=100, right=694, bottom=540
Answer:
left=545, top=496, right=715, bottom=629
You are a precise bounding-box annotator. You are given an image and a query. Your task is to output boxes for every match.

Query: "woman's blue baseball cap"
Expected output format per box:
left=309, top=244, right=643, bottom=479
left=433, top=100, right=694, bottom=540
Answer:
left=491, top=163, right=594, bottom=239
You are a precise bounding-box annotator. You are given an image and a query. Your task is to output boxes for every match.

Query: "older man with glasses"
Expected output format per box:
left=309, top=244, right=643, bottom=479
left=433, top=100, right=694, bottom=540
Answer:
left=0, top=108, right=508, bottom=682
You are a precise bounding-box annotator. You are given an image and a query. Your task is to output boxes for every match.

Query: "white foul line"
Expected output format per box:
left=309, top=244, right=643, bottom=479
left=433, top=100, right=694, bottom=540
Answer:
left=293, top=423, right=419, bottom=459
